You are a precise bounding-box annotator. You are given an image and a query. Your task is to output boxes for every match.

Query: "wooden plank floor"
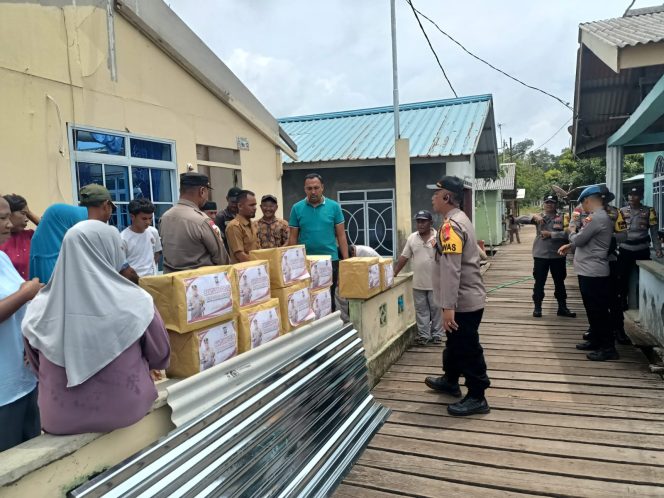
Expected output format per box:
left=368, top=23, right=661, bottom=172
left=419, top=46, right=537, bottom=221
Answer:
left=337, top=225, right=664, bottom=497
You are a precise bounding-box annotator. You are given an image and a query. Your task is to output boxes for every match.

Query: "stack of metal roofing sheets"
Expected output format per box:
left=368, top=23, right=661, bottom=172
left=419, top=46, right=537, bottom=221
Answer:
left=70, top=313, right=390, bottom=498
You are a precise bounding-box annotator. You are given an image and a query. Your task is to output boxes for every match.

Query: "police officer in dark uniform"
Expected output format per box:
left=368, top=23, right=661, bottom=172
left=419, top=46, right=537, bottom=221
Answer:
left=424, top=176, right=491, bottom=416
left=617, top=186, right=663, bottom=309
left=517, top=194, right=576, bottom=318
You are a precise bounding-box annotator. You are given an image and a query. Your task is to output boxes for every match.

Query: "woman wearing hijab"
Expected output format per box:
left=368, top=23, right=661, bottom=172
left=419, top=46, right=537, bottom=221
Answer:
left=22, top=220, right=170, bottom=435
left=29, top=203, right=87, bottom=283
left=0, top=196, right=42, bottom=451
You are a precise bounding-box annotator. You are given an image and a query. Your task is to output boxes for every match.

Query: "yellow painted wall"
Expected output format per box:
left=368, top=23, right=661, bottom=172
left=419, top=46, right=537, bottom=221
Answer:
left=0, top=3, right=283, bottom=216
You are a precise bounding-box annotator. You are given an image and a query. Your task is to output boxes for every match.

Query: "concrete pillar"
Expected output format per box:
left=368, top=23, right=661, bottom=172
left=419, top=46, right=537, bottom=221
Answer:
left=395, top=138, right=411, bottom=252
left=606, top=145, right=624, bottom=206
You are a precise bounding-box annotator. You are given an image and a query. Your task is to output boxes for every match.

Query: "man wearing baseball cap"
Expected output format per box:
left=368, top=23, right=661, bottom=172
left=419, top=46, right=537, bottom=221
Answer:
left=617, top=186, right=662, bottom=310
left=423, top=176, right=491, bottom=416
left=516, top=193, right=576, bottom=319
left=79, top=184, right=115, bottom=223
left=160, top=172, right=228, bottom=273
left=256, top=194, right=289, bottom=249
left=394, top=209, right=443, bottom=346
left=558, top=185, right=617, bottom=361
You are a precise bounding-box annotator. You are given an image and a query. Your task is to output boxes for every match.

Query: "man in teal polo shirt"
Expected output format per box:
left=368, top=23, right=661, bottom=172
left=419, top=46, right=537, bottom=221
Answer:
left=288, top=173, right=349, bottom=309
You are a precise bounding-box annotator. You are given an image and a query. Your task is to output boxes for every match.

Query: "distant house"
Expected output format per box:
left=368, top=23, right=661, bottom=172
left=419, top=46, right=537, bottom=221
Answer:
left=0, top=0, right=296, bottom=229
left=474, top=163, right=517, bottom=246
left=279, top=95, right=499, bottom=256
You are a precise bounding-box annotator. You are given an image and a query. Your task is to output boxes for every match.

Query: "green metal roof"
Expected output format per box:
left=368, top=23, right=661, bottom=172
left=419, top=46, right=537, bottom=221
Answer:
left=279, top=95, right=499, bottom=176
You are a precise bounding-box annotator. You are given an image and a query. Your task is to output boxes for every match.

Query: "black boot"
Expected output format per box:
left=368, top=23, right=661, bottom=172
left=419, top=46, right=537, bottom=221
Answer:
left=615, top=329, right=631, bottom=345
left=576, top=340, right=601, bottom=351
left=533, top=303, right=542, bottom=318
left=447, top=395, right=491, bottom=416
left=424, top=376, right=462, bottom=397
left=587, top=347, right=620, bottom=361
left=557, top=302, right=576, bottom=318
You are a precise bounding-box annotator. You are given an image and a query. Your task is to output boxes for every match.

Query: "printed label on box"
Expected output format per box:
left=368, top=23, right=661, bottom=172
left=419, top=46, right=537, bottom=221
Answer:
left=383, top=264, right=394, bottom=287
left=238, top=264, right=270, bottom=307
left=312, top=289, right=332, bottom=320
left=248, top=305, right=281, bottom=348
left=287, top=288, right=313, bottom=326
left=281, top=247, right=308, bottom=284
left=368, top=264, right=380, bottom=289
left=184, top=272, right=233, bottom=323
left=197, top=322, right=237, bottom=371
left=310, top=259, right=333, bottom=289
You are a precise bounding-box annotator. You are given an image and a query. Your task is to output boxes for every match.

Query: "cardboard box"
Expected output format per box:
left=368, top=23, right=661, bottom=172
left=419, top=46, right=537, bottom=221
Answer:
left=166, top=318, right=238, bottom=378
left=232, top=260, right=271, bottom=310
left=250, top=245, right=310, bottom=288
left=311, top=287, right=332, bottom=321
left=380, top=257, right=394, bottom=291
left=271, top=280, right=315, bottom=332
left=338, top=257, right=381, bottom=299
left=237, top=298, right=282, bottom=353
left=307, top=255, right=333, bottom=290
left=140, top=266, right=237, bottom=333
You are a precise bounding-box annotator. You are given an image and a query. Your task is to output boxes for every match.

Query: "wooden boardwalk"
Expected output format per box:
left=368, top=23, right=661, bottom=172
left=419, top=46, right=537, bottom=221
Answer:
left=336, top=225, right=664, bottom=498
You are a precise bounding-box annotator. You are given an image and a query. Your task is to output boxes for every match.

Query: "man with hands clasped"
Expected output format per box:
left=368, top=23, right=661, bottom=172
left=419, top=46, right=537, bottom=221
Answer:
left=423, top=176, right=491, bottom=416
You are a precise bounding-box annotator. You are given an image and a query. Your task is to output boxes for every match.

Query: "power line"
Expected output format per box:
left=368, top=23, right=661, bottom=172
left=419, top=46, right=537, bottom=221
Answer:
left=405, top=0, right=458, bottom=98
left=407, top=1, right=573, bottom=112
left=531, top=118, right=573, bottom=152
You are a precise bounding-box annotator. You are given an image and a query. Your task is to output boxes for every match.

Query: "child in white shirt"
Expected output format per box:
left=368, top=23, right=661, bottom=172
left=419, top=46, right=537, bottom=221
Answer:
left=121, top=199, right=162, bottom=277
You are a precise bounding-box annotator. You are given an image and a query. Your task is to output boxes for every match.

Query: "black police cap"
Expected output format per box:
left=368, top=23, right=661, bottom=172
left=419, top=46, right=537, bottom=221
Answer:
left=180, top=172, right=212, bottom=189
left=427, top=176, right=464, bottom=195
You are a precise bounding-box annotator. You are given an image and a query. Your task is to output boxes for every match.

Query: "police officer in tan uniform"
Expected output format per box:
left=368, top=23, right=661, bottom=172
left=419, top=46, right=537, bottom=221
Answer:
left=517, top=194, right=575, bottom=318
left=159, top=172, right=229, bottom=273
left=424, top=176, right=491, bottom=416
left=617, top=186, right=663, bottom=310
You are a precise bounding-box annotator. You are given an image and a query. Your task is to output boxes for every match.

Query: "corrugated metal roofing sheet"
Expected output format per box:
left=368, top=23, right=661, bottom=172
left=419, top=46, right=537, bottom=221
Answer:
left=475, top=163, right=516, bottom=191
left=580, top=10, right=664, bottom=48
left=279, top=95, right=493, bottom=164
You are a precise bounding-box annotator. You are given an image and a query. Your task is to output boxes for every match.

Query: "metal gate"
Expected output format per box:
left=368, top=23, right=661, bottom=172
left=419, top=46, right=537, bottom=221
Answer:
left=338, top=189, right=395, bottom=257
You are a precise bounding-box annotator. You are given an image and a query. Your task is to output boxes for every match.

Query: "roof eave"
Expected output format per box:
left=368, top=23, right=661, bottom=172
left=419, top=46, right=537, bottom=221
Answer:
left=115, top=0, right=297, bottom=155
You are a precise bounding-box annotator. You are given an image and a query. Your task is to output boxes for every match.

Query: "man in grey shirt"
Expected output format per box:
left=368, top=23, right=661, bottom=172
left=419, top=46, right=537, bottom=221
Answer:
left=559, top=185, right=617, bottom=361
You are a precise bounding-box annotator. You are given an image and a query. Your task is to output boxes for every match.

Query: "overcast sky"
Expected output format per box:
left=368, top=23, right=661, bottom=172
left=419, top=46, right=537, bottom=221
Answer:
left=168, top=0, right=646, bottom=155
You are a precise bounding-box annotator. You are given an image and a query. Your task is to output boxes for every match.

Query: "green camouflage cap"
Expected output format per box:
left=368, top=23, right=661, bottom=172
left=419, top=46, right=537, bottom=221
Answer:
left=79, top=184, right=115, bottom=207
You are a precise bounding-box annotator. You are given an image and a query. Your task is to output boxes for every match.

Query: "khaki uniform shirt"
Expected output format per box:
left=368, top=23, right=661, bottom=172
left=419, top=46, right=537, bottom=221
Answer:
left=619, top=204, right=661, bottom=253
left=159, top=199, right=229, bottom=273
left=433, top=208, right=486, bottom=313
left=226, top=215, right=259, bottom=263
left=516, top=211, right=569, bottom=259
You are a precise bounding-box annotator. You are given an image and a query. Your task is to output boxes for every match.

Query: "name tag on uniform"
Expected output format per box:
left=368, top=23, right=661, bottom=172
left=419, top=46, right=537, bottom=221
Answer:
left=439, top=221, right=463, bottom=254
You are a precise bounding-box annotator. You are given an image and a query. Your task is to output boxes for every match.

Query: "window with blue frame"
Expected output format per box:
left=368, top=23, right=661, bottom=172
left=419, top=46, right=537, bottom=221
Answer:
left=71, top=126, right=177, bottom=231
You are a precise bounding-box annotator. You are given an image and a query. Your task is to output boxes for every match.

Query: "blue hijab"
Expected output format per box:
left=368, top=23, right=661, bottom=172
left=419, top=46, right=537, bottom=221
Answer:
left=29, top=204, right=87, bottom=283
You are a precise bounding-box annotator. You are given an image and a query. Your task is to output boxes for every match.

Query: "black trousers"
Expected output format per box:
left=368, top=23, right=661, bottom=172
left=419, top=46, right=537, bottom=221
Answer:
left=0, top=387, right=41, bottom=452
left=616, top=247, right=650, bottom=308
left=442, top=309, right=490, bottom=398
left=578, top=275, right=613, bottom=349
left=532, top=257, right=567, bottom=305
left=331, top=260, right=339, bottom=312
left=587, top=261, right=624, bottom=341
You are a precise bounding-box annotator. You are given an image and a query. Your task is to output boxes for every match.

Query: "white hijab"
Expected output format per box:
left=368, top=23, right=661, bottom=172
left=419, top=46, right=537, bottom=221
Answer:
left=22, top=220, right=155, bottom=387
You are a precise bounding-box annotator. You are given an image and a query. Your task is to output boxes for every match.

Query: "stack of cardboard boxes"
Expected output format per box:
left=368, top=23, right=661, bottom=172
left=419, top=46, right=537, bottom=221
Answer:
left=307, top=255, right=333, bottom=320
left=251, top=245, right=315, bottom=334
left=140, top=266, right=239, bottom=378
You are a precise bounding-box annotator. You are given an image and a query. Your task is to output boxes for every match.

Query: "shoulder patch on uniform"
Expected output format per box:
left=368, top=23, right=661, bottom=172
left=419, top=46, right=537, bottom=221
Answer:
left=439, top=220, right=463, bottom=254
left=650, top=207, right=658, bottom=226
left=615, top=210, right=627, bottom=232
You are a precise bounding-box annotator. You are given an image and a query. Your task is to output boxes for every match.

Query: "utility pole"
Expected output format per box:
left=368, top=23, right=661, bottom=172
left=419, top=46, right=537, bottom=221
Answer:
left=497, top=123, right=504, bottom=163
left=390, top=0, right=400, bottom=140
left=509, top=137, right=513, bottom=162
left=390, top=0, right=411, bottom=253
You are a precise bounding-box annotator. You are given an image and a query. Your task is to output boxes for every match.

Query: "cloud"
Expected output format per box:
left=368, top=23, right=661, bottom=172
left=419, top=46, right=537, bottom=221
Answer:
left=169, top=0, right=652, bottom=153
